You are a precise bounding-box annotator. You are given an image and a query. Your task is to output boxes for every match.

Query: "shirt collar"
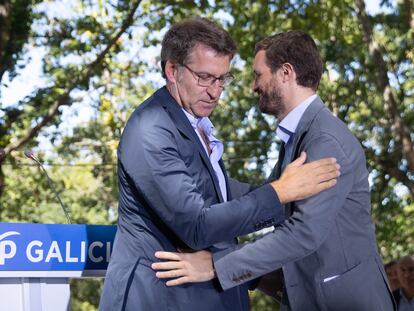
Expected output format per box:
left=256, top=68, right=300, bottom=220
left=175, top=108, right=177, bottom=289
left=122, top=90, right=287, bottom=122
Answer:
left=276, top=94, right=317, bottom=143
left=182, top=108, right=214, bottom=135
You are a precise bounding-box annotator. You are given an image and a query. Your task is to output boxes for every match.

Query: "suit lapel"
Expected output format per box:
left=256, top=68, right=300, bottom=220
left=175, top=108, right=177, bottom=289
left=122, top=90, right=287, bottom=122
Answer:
left=269, top=97, right=326, bottom=217
left=285, top=97, right=326, bottom=165
left=157, top=87, right=225, bottom=202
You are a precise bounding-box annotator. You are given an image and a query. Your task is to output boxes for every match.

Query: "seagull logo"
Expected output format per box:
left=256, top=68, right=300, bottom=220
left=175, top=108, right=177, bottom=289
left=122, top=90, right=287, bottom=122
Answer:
left=0, top=231, right=20, bottom=265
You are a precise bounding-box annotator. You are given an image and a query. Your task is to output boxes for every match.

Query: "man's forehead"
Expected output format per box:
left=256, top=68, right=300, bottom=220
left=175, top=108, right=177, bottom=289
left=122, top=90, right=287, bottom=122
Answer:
left=188, top=44, right=232, bottom=60
left=253, top=50, right=269, bottom=69
left=185, top=48, right=231, bottom=76
left=254, top=50, right=265, bottom=61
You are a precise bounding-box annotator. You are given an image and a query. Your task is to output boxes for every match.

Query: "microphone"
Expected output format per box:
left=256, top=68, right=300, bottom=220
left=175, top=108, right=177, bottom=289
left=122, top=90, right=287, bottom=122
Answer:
left=24, top=150, right=72, bottom=224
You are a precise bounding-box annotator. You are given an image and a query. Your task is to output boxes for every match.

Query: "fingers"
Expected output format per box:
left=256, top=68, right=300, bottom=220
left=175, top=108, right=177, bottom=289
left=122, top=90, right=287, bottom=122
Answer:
left=154, top=251, right=182, bottom=261
left=166, top=276, right=191, bottom=287
left=316, top=169, right=341, bottom=182
left=305, top=160, right=340, bottom=178
left=295, top=178, right=338, bottom=201
left=306, top=157, right=337, bottom=169
left=316, top=178, right=338, bottom=191
left=155, top=268, right=186, bottom=279
left=290, top=151, right=306, bottom=167
left=152, top=261, right=183, bottom=271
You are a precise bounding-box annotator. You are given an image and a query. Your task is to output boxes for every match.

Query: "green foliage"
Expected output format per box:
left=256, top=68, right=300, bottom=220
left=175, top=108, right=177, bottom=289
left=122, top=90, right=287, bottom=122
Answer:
left=250, top=290, right=280, bottom=311
left=1, top=0, right=413, bottom=310
left=70, top=278, right=103, bottom=311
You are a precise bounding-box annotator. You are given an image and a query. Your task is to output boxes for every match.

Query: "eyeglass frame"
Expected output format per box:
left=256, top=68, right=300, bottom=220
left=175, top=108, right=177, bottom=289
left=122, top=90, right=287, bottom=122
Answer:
left=180, top=64, right=234, bottom=87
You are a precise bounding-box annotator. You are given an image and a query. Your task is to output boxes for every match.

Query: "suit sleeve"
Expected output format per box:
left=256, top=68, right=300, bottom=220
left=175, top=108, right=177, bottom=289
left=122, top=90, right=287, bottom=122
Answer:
left=228, top=178, right=252, bottom=199
left=213, top=132, right=354, bottom=290
left=119, top=114, right=284, bottom=250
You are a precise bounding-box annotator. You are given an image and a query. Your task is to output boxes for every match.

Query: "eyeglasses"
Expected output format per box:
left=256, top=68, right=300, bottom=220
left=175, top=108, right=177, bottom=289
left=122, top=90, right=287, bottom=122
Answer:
left=181, top=64, right=234, bottom=87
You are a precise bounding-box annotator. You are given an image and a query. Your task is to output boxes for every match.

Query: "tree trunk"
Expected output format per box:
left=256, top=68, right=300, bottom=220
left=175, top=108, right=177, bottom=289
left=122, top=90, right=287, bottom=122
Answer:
left=355, top=0, right=414, bottom=196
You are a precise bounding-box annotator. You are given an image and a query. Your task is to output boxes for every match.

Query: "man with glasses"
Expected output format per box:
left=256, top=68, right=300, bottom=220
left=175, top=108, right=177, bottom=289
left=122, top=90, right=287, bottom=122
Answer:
left=100, top=18, right=340, bottom=311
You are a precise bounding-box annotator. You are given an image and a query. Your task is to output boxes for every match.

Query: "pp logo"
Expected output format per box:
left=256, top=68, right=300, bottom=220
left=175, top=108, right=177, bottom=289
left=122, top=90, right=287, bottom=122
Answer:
left=0, top=231, right=20, bottom=265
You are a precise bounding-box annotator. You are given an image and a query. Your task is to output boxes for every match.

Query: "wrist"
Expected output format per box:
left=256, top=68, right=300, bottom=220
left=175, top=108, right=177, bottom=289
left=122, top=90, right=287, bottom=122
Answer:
left=271, top=180, right=288, bottom=204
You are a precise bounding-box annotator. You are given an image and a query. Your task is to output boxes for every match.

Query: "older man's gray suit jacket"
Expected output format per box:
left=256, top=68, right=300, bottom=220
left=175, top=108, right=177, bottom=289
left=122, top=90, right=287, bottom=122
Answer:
left=214, top=97, right=396, bottom=311
left=99, top=87, right=284, bottom=311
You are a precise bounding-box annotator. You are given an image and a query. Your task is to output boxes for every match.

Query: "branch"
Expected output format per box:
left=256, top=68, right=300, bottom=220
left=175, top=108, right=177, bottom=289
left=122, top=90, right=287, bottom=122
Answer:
left=0, top=1, right=11, bottom=81
left=2, top=0, right=142, bottom=157
left=355, top=0, right=414, bottom=177
left=403, top=0, right=414, bottom=41
left=373, top=148, right=414, bottom=198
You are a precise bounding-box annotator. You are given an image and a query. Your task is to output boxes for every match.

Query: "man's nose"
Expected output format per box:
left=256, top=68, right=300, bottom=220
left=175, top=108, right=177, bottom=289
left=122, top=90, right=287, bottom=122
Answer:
left=206, top=81, right=222, bottom=99
left=251, top=80, right=258, bottom=93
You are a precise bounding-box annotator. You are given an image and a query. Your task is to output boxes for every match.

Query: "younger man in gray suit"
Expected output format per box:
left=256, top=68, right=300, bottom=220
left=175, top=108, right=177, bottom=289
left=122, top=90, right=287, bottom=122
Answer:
left=153, top=31, right=396, bottom=311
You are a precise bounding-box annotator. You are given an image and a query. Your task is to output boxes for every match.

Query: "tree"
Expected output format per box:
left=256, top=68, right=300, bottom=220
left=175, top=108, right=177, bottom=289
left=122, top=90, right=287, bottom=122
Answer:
left=1, top=0, right=412, bottom=310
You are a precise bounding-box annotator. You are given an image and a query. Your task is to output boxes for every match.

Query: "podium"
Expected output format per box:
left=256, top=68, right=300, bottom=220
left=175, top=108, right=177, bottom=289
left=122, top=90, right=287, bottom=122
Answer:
left=0, top=223, right=116, bottom=311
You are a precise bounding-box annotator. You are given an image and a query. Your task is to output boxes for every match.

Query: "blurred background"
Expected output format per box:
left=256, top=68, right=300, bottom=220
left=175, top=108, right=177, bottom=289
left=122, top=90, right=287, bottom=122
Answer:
left=0, top=0, right=412, bottom=309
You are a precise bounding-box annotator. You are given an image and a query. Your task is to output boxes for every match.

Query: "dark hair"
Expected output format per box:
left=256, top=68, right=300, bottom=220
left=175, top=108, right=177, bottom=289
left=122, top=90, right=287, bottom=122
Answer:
left=255, top=30, right=323, bottom=90
left=384, top=260, right=397, bottom=269
left=160, top=17, right=236, bottom=79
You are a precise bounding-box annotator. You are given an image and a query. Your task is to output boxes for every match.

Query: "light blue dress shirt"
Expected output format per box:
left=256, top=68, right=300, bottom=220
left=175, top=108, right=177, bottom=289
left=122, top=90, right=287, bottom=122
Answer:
left=276, top=94, right=317, bottom=171
left=276, top=94, right=317, bottom=143
left=182, top=109, right=227, bottom=202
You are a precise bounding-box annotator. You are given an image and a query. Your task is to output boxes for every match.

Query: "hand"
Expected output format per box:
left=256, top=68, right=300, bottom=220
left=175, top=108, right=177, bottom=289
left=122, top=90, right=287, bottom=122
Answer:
left=151, top=250, right=215, bottom=286
left=271, top=152, right=340, bottom=204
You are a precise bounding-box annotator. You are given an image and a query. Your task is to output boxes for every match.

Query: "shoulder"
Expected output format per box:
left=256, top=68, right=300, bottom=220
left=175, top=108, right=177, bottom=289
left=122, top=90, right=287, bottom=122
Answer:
left=125, top=90, right=174, bottom=133
left=312, top=107, right=350, bottom=136
left=298, top=103, right=366, bottom=169
left=305, top=104, right=361, bottom=151
left=119, top=89, right=180, bottom=154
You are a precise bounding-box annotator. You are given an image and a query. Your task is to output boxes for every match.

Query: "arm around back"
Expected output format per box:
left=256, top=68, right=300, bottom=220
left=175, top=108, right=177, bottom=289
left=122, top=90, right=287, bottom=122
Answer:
left=120, top=107, right=284, bottom=250
left=214, top=132, right=354, bottom=289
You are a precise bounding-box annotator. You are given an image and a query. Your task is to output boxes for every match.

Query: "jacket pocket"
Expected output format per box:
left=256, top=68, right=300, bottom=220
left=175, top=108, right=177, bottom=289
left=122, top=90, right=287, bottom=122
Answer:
left=320, top=257, right=392, bottom=311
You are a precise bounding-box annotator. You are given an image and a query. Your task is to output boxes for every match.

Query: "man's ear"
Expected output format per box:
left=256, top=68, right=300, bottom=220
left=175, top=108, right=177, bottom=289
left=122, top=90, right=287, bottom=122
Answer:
left=280, top=63, right=295, bottom=83
left=165, top=60, right=178, bottom=83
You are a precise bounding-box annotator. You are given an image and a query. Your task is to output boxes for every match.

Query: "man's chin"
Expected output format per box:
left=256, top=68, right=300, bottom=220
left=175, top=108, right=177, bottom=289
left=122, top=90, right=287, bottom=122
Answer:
left=197, top=104, right=217, bottom=118
left=258, top=102, right=270, bottom=114
left=195, top=109, right=215, bottom=118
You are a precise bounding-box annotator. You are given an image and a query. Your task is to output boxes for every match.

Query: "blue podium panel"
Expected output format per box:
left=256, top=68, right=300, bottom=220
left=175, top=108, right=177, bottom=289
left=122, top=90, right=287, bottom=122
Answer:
left=0, top=223, right=117, bottom=277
